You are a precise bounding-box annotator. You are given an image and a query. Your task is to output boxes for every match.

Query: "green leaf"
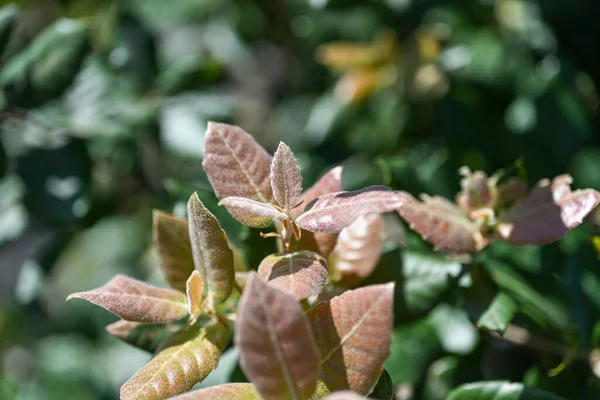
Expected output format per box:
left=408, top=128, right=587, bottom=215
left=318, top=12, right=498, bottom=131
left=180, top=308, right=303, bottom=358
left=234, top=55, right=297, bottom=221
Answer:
left=446, top=381, right=566, bottom=400
left=188, top=193, right=235, bottom=309
left=369, top=369, right=396, bottom=400
left=0, top=175, right=27, bottom=246
left=105, top=320, right=182, bottom=353
left=476, top=292, right=518, bottom=334
left=120, top=321, right=228, bottom=399
left=430, top=304, right=479, bottom=355
left=0, top=5, right=18, bottom=55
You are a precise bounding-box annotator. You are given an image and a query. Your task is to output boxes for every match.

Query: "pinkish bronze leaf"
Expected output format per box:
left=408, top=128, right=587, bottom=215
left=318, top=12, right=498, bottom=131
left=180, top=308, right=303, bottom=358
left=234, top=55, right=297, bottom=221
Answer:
left=258, top=251, right=328, bottom=300
left=186, top=271, right=204, bottom=318
left=67, top=275, right=188, bottom=323
left=167, top=383, right=262, bottom=399
left=188, top=194, right=235, bottom=309
left=121, top=322, right=228, bottom=400
left=323, top=391, right=367, bottom=400
left=295, top=186, right=408, bottom=233
left=236, top=273, right=320, bottom=400
left=153, top=211, right=194, bottom=292
left=218, top=197, right=287, bottom=228
left=271, top=142, right=303, bottom=211
left=329, top=213, right=383, bottom=287
left=397, top=194, right=488, bottom=254
left=455, top=169, right=495, bottom=212
left=307, top=283, right=394, bottom=395
left=496, top=174, right=600, bottom=245
left=495, top=177, right=528, bottom=208
left=203, top=122, right=273, bottom=225
left=105, top=320, right=181, bottom=353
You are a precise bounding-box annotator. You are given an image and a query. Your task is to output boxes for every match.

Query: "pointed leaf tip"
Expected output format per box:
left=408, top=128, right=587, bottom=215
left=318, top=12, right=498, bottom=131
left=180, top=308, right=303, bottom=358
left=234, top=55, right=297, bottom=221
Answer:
left=218, top=196, right=286, bottom=228
left=271, top=141, right=303, bottom=211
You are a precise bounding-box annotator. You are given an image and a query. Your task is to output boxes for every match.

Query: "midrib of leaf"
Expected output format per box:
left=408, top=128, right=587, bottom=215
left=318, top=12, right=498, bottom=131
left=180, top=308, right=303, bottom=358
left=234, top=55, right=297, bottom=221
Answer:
left=218, top=132, right=269, bottom=204
left=320, top=290, right=387, bottom=365
left=258, top=288, right=300, bottom=400
left=299, top=197, right=402, bottom=221
left=100, top=291, right=187, bottom=309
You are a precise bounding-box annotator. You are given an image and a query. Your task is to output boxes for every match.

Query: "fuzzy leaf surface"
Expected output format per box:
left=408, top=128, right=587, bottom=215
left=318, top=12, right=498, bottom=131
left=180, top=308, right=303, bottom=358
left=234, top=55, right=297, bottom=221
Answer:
left=271, top=142, right=302, bottom=211
left=446, top=381, right=566, bottom=400
left=167, top=383, right=262, bottom=400
left=258, top=251, right=328, bottom=300
left=397, top=194, right=487, bottom=253
left=67, top=275, right=188, bottom=323
left=330, top=213, right=383, bottom=287
left=186, top=271, right=204, bottom=317
left=203, top=122, right=273, bottom=224
left=497, top=174, right=600, bottom=245
left=219, top=197, right=287, bottom=228
left=121, top=322, right=228, bottom=400
left=153, top=211, right=194, bottom=292
left=296, top=186, right=407, bottom=233
left=105, top=320, right=181, bottom=353
left=476, top=292, right=517, bottom=335
left=307, top=283, right=394, bottom=394
left=323, top=392, right=366, bottom=400
left=236, top=273, right=320, bottom=400
left=188, top=193, right=235, bottom=308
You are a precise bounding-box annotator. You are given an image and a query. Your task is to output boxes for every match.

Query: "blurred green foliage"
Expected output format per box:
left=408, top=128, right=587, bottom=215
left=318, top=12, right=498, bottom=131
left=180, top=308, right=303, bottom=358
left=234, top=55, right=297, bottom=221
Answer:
left=0, top=0, right=599, bottom=399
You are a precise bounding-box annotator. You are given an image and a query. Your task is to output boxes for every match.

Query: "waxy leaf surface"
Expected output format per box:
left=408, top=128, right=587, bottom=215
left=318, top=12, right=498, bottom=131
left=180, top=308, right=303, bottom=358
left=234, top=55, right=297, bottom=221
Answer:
left=167, top=383, right=262, bottom=400
left=121, top=322, right=228, bottom=400
left=307, top=283, right=394, bottom=394
left=446, top=381, right=566, bottom=400
left=258, top=251, right=328, bottom=300
left=397, top=194, right=487, bottom=253
left=219, top=197, right=287, bottom=228
left=236, top=273, right=320, bottom=400
left=296, top=186, right=407, bottom=233
left=330, top=213, right=383, bottom=287
left=67, top=275, right=188, bottom=323
left=105, top=320, right=181, bottom=353
left=476, top=292, right=517, bottom=335
left=188, top=194, right=234, bottom=308
left=186, top=271, right=204, bottom=317
left=497, top=174, right=600, bottom=245
left=203, top=122, right=273, bottom=225
left=153, top=211, right=194, bottom=292
left=271, top=142, right=302, bottom=211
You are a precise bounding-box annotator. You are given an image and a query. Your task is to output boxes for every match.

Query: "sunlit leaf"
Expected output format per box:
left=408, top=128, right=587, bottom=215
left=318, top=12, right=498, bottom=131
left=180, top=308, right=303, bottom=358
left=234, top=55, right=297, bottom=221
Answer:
left=167, top=383, right=262, bottom=400
left=446, top=381, right=566, bottom=400
left=271, top=142, right=302, bottom=211
left=455, top=169, right=495, bottom=212
left=67, top=274, right=188, bottom=323
left=153, top=211, right=194, bottom=292
left=323, top=391, right=366, bottom=400
left=476, top=292, right=517, bottom=335
left=121, top=321, right=228, bottom=400
left=186, top=271, right=204, bottom=318
left=397, top=194, right=488, bottom=253
left=258, top=251, right=328, bottom=300
left=188, top=193, right=235, bottom=309
left=105, top=320, right=181, bottom=353
left=218, top=197, right=286, bottom=228
left=329, top=213, right=383, bottom=287
left=296, top=186, right=407, bottom=233
left=307, top=283, right=394, bottom=394
left=236, top=273, right=320, bottom=400
left=203, top=122, right=273, bottom=225
left=497, top=174, right=600, bottom=245
left=430, top=304, right=479, bottom=355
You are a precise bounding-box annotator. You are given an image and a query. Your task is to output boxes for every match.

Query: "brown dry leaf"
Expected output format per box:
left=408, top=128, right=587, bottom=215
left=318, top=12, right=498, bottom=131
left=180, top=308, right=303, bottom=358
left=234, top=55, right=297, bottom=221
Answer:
left=153, top=211, right=194, bottom=292
left=497, top=174, right=600, bottom=245
left=296, top=186, right=408, bottom=233
left=203, top=122, right=273, bottom=226
left=397, top=194, right=488, bottom=254
left=186, top=271, right=204, bottom=318
left=329, top=213, right=383, bottom=288
left=236, top=273, right=320, bottom=400
left=105, top=320, right=181, bottom=353
left=258, top=251, right=328, bottom=300
left=271, top=142, right=303, bottom=211
left=67, top=274, right=188, bottom=323
left=120, top=321, right=228, bottom=400
left=307, top=283, right=394, bottom=395
left=166, top=383, right=262, bottom=399
left=219, top=197, right=287, bottom=228
left=188, top=194, right=235, bottom=309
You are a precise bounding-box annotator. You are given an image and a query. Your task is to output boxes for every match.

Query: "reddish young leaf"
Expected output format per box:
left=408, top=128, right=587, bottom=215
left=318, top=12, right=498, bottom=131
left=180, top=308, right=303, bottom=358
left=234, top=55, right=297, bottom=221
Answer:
left=323, top=391, right=367, bottom=400
left=153, top=211, right=194, bottom=292
left=121, top=321, right=228, bottom=400
left=203, top=122, right=273, bottom=224
left=186, top=271, right=204, bottom=318
left=495, top=177, right=527, bottom=208
left=258, top=251, right=328, bottom=300
left=456, top=169, right=495, bottom=212
left=236, top=273, right=320, bottom=400
left=271, top=142, right=303, bottom=211
left=167, top=383, right=262, bottom=400
left=105, top=320, right=181, bottom=353
left=307, top=283, right=394, bottom=394
left=496, top=174, right=600, bottom=245
left=329, top=213, right=383, bottom=287
left=67, top=275, right=188, bottom=323
left=188, top=194, right=235, bottom=309
left=218, top=197, right=287, bottom=228
left=397, top=194, right=488, bottom=254
left=295, top=186, right=408, bottom=233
